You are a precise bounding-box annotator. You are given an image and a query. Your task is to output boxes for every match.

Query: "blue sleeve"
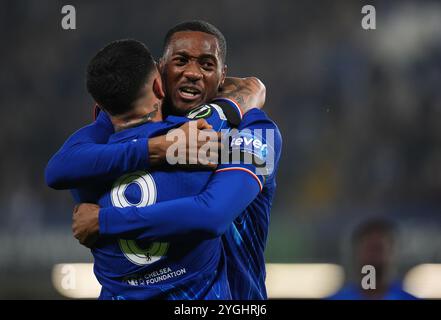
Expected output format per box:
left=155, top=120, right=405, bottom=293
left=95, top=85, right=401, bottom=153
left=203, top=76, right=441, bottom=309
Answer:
left=45, top=112, right=149, bottom=190
left=99, top=169, right=260, bottom=240
left=218, top=108, right=282, bottom=184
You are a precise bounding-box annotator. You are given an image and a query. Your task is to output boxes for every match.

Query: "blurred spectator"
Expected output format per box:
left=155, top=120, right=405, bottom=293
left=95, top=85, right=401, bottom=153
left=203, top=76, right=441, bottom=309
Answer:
left=329, top=219, right=417, bottom=300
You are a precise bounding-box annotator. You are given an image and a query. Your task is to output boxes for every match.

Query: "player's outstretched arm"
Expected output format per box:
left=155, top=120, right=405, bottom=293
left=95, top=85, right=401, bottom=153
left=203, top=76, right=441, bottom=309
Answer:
left=45, top=112, right=149, bottom=189
left=73, top=113, right=282, bottom=246
left=45, top=112, right=215, bottom=189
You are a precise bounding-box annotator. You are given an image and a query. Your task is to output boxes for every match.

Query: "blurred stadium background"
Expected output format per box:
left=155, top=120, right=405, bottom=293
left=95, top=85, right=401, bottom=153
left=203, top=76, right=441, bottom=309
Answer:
left=1, top=0, right=441, bottom=298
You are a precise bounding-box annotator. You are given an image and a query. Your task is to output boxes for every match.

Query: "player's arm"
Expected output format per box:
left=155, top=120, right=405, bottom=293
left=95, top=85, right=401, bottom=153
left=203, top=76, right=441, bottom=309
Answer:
left=45, top=111, right=147, bottom=189
left=73, top=114, right=282, bottom=245
left=74, top=168, right=260, bottom=246
left=45, top=111, right=214, bottom=189
left=218, top=77, right=266, bottom=114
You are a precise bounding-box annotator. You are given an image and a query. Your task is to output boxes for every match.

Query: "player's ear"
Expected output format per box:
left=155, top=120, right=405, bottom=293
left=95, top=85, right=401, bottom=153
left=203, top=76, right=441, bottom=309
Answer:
left=219, top=64, right=227, bottom=88
left=158, top=58, right=165, bottom=75
left=153, top=75, right=165, bottom=100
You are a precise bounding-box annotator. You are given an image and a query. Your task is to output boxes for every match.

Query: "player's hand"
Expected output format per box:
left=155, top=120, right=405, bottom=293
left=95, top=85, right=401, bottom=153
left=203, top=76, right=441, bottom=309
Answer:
left=218, top=77, right=266, bottom=114
left=72, top=203, right=100, bottom=248
left=148, top=119, right=222, bottom=169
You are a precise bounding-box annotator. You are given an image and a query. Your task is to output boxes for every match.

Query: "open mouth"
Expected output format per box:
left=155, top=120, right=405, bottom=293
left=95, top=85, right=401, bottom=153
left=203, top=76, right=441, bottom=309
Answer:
left=178, top=86, right=202, bottom=100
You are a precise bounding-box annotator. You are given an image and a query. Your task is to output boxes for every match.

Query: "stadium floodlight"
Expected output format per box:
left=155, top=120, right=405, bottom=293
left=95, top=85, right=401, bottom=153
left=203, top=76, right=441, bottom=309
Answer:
left=52, top=263, right=101, bottom=299
left=403, top=264, right=441, bottom=299
left=265, top=263, right=344, bottom=299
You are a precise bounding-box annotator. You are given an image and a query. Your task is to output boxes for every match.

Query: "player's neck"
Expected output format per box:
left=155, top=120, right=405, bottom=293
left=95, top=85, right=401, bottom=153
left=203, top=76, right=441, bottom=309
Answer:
left=111, top=98, right=163, bottom=132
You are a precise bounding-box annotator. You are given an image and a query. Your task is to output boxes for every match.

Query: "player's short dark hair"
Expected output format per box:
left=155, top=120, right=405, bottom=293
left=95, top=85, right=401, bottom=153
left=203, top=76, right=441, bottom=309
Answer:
left=86, top=39, right=156, bottom=116
left=352, top=219, right=397, bottom=246
left=163, top=20, right=227, bottom=64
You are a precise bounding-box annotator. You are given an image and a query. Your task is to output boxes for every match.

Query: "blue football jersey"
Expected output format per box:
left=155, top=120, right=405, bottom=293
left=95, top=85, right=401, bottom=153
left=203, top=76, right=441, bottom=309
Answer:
left=218, top=109, right=283, bottom=299
left=71, top=103, right=238, bottom=300
left=47, top=99, right=281, bottom=300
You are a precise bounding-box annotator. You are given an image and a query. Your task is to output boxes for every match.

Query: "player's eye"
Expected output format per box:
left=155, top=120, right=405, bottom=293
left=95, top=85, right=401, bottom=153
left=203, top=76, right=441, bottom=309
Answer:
left=174, top=57, right=187, bottom=66
left=200, top=61, right=215, bottom=71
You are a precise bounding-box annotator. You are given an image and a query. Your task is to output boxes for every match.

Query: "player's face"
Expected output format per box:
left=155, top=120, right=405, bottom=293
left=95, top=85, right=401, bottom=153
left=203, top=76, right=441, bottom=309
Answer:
left=160, top=31, right=226, bottom=114
left=356, top=232, right=394, bottom=271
